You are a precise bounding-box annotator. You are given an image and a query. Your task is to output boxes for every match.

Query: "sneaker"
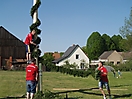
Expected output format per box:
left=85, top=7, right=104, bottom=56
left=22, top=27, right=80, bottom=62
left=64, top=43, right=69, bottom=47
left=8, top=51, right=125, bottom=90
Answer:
left=27, top=60, right=29, bottom=64
left=103, top=96, right=106, bottom=99
left=28, top=60, right=32, bottom=64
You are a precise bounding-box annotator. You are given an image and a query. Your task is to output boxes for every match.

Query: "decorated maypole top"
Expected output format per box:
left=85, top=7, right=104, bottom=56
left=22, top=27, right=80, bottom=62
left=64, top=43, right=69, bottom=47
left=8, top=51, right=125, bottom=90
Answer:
left=30, top=0, right=41, bottom=60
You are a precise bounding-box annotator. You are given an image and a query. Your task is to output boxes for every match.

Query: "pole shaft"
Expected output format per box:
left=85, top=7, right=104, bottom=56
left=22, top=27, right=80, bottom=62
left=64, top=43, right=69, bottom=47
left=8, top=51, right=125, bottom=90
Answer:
left=39, top=63, right=42, bottom=92
left=33, top=0, right=38, bottom=23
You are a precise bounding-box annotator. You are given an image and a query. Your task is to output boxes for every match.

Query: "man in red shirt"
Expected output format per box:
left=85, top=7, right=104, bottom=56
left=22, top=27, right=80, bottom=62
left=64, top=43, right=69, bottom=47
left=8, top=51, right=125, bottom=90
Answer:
left=26, top=58, right=38, bottom=99
left=24, top=30, right=37, bottom=63
left=98, top=61, right=112, bottom=99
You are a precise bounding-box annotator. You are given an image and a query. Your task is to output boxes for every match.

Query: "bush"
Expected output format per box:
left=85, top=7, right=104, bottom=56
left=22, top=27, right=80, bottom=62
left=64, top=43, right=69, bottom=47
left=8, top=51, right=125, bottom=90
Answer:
left=45, top=64, right=95, bottom=78
left=112, top=60, right=132, bottom=71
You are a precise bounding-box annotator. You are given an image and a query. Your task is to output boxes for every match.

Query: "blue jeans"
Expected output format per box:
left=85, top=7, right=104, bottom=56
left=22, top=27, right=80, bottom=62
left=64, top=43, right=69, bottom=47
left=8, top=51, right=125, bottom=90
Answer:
left=26, top=80, right=37, bottom=93
left=99, top=81, right=110, bottom=90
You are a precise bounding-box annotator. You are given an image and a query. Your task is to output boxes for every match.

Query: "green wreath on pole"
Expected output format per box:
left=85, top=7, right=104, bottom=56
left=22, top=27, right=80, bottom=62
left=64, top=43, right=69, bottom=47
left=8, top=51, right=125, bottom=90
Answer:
left=30, top=0, right=41, bottom=58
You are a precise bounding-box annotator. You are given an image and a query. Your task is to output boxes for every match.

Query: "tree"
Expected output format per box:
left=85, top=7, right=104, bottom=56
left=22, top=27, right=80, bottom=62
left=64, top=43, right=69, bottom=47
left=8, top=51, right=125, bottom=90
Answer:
left=102, top=34, right=116, bottom=51
left=41, top=53, right=54, bottom=69
left=120, top=7, right=132, bottom=51
left=60, top=52, right=64, bottom=57
left=86, top=32, right=105, bottom=60
left=111, top=35, right=124, bottom=51
left=81, top=46, right=87, bottom=55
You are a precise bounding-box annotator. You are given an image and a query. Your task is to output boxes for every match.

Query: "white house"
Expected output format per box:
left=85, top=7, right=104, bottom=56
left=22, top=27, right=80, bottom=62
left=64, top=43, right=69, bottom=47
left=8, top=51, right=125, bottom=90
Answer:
left=53, top=44, right=90, bottom=69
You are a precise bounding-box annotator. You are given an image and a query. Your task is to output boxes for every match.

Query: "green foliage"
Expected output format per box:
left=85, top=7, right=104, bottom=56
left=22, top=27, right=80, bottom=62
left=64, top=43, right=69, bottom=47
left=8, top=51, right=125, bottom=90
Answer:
left=102, top=34, right=116, bottom=51
left=86, top=32, right=126, bottom=60
left=30, top=0, right=41, bottom=34
left=30, top=0, right=41, bottom=58
left=81, top=46, right=87, bottom=55
left=111, top=35, right=124, bottom=51
left=32, top=48, right=41, bottom=58
left=41, top=53, right=54, bottom=71
left=62, top=60, right=77, bottom=69
left=112, top=60, right=132, bottom=71
left=103, top=60, right=132, bottom=72
left=86, top=32, right=105, bottom=60
left=120, top=7, right=132, bottom=51
left=30, top=0, right=41, bottom=17
left=46, top=64, right=95, bottom=78
left=60, top=52, right=64, bottom=57
left=33, top=36, right=41, bottom=44
left=30, top=19, right=41, bottom=34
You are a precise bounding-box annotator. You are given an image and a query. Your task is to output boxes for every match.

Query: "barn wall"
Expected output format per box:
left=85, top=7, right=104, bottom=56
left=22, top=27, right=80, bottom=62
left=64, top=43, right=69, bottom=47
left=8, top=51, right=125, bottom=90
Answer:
left=0, top=26, right=26, bottom=67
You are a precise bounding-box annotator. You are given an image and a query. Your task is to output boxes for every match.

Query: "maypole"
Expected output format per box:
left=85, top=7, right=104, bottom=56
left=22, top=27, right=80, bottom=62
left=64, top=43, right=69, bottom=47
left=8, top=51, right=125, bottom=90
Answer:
left=30, top=0, right=41, bottom=57
left=30, top=0, right=42, bottom=92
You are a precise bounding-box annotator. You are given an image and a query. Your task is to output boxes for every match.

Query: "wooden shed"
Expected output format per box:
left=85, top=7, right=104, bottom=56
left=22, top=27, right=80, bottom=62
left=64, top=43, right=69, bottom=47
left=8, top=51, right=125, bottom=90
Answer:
left=0, top=26, right=26, bottom=69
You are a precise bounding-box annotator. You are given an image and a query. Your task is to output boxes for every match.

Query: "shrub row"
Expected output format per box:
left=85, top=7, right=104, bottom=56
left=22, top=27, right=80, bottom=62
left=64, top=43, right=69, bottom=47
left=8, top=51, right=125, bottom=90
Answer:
left=108, top=60, right=132, bottom=71
left=46, top=64, right=95, bottom=78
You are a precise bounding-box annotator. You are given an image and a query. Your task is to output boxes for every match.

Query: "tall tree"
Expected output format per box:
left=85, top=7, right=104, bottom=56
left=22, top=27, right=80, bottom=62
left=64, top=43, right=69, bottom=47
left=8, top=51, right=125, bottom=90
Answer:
left=111, top=35, right=123, bottom=51
left=102, top=34, right=116, bottom=51
left=86, top=32, right=105, bottom=60
left=120, top=7, right=132, bottom=51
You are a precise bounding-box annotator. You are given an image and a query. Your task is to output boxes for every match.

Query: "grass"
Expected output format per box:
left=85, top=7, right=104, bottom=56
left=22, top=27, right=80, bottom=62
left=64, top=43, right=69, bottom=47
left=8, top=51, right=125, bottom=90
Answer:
left=0, top=71, right=132, bottom=99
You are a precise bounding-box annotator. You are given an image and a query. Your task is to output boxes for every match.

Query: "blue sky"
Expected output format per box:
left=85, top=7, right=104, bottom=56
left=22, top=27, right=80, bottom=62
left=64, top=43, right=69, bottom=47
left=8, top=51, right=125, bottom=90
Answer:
left=0, top=0, right=132, bottom=54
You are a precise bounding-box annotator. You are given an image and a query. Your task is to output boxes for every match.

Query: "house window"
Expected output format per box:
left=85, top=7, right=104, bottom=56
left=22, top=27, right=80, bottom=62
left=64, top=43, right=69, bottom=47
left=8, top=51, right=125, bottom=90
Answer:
left=110, top=61, right=114, bottom=64
left=76, top=54, right=79, bottom=59
left=80, top=63, right=84, bottom=69
left=117, top=62, right=120, bottom=64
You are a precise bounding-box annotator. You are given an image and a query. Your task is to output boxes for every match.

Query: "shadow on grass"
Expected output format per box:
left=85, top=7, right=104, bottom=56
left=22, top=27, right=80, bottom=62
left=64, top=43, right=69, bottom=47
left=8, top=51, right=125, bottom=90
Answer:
left=64, top=96, right=83, bottom=99
left=0, top=95, right=25, bottom=99
left=113, top=94, right=132, bottom=99
left=54, top=88, right=100, bottom=99
left=54, top=87, right=131, bottom=99
left=111, top=84, right=132, bottom=88
left=54, top=87, right=98, bottom=94
left=0, top=86, right=131, bottom=99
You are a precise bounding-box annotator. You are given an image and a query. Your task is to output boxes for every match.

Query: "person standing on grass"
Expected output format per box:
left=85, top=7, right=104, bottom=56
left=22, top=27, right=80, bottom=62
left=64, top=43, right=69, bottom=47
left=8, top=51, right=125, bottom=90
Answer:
left=117, top=70, right=121, bottom=78
left=24, top=30, right=37, bottom=64
left=26, top=58, right=38, bottom=99
left=97, top=61, right=112, bottom=99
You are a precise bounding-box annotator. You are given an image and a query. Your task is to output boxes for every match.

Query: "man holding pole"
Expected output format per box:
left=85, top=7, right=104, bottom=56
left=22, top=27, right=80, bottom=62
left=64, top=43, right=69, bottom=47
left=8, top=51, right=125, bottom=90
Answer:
left=26, top=58, right=38, bottom=99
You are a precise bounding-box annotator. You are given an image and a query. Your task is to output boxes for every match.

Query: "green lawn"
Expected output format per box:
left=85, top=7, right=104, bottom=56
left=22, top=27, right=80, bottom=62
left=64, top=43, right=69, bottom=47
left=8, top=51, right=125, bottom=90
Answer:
left=0, top=71, right=132, bottom=99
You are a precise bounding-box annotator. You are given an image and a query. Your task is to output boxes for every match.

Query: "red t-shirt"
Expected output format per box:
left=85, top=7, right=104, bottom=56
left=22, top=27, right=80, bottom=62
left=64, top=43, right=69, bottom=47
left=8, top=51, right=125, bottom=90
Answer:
left=24, top=33, right=33, bottom=45
left=98, top=66, right=108, bottom=82
left=26, top=63, right=38, bottom=81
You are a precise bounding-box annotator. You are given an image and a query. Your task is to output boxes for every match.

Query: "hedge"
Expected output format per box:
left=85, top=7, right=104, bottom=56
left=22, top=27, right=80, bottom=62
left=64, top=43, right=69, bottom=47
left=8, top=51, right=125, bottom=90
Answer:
left=46, top=64, right=95, bottom=78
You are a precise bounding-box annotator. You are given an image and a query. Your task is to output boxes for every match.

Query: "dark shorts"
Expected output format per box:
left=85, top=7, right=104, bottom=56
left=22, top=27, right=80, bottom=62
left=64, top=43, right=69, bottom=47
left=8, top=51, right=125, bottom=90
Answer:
left=99, top=81, right=110, bottom=90
left=26, top=80, right=37, bottom=93
left=25, top=45, right=30, bottom=53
